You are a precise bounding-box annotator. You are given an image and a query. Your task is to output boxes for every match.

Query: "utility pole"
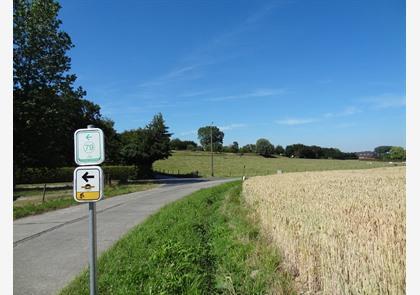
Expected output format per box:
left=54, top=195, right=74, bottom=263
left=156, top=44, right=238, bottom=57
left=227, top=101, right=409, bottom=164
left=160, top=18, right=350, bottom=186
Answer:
left=210, top=122, right=214, bottom=177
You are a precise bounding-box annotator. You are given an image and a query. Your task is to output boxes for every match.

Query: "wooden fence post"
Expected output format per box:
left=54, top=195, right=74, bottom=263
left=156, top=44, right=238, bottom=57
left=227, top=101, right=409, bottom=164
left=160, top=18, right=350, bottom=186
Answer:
left=42, top=183, right=47, bottom=203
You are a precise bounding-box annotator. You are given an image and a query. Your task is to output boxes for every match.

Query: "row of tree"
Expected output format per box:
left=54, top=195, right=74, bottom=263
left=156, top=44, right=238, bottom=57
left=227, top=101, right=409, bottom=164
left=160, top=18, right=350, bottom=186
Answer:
left=170, top=128, right=357, bottom=160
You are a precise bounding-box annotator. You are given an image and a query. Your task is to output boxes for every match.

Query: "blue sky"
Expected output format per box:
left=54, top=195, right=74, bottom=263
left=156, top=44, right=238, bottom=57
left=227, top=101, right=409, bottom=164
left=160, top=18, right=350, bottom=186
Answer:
left=59, top=0, right=405, bottom=152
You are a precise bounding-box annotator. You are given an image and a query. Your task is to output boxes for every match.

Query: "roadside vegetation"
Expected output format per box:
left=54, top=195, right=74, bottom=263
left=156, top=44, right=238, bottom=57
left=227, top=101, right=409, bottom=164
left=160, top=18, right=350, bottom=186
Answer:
left=154, top=150, right=397, bottom=178
left=60, top=181, right=294, bottom=295
left=13, top=183, right=158, bottom=219
left=243, top=167, right=405, bottom=294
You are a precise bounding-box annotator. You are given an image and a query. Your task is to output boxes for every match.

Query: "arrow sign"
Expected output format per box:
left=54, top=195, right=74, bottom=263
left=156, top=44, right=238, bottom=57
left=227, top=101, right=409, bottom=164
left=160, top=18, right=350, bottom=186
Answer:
left=82, top=171, right=95, bottom=182
left=74, top=166, right=103, bottom=202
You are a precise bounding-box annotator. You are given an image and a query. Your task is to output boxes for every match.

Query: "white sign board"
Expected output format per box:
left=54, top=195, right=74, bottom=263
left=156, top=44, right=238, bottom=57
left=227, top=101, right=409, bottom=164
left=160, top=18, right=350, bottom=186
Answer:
left=73, top=166, right=103, bottom=202
left=74, top=128, right=105, bottom=165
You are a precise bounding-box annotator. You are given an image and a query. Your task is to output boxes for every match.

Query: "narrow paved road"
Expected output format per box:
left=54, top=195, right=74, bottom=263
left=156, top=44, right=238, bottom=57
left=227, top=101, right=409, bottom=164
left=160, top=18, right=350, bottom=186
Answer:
left=14, top=178, right=236, bottom=295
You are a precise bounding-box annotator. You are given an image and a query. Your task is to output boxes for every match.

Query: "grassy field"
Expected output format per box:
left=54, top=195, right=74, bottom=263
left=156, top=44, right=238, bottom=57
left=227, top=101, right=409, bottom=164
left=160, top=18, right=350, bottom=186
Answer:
left=154, top=151, right=398, bottom=177
left=60, top=181, right=294, bottom=295
left=243, top=167, right=405, bottom=294
left=13, top=183, right=158, bottom=219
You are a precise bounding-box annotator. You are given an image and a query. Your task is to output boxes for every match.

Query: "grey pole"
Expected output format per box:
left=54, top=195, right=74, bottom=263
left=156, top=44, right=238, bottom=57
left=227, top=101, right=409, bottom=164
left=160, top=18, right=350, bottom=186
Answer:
left=88, top=202, right=97, bottom=295
left=210, top=122, right=214, bottom=177
left=87, top=124, right=98, bottom=295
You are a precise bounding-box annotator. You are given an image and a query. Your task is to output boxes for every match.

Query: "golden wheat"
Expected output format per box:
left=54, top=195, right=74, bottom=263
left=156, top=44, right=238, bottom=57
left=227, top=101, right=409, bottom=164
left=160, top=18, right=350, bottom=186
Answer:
left=243, top=167, right=405, bottom=294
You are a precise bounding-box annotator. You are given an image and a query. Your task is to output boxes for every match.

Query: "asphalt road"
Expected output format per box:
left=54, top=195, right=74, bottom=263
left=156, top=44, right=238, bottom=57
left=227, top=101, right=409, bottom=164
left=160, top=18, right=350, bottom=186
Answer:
left=14, top=178, right=236, bottom=295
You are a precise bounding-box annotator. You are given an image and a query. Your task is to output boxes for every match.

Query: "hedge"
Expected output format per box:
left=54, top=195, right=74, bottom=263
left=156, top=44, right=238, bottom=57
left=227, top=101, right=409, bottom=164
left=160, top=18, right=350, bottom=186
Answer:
left=15, top=166, right=138, bottom=184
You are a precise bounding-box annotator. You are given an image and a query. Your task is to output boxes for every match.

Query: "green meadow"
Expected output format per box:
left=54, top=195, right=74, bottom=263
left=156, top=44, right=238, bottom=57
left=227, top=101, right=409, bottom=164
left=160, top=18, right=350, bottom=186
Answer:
left=154, top=150, right=395, bottom=177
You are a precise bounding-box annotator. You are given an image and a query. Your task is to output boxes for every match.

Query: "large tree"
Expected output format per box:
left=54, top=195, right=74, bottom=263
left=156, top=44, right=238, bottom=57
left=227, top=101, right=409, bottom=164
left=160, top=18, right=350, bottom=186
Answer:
left=274, top=145, right=285, bottom=155
left=256, top=138, right=275, bottom=157
left=197, top=126, right=224, bottom=152
left=14, top=0, right=118, bottom=168
left=374, top=146, right=393, bottom=159
left=388, top=146, right=406, bottom=161
left=120, top=113, right=172, bottom=177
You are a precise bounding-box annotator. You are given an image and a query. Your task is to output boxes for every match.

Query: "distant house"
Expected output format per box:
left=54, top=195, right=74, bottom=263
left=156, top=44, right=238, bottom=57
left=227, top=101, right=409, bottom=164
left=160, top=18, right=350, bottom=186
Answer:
left=355, top=151, right=378, bottom=160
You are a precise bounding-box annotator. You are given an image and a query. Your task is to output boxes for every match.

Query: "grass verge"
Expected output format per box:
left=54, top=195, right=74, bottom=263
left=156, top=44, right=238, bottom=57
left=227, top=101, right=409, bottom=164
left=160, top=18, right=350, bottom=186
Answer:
left=60, top=181, right=293, bottom=294
left=13, top=183, right=158, bottom=219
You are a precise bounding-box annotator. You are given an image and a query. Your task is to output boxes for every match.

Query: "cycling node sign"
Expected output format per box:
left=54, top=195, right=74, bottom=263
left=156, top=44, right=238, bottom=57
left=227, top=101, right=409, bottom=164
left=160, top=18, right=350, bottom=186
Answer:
left=74, top=128, right=105, bottom=165
left=73, top=166, right=103, bottom=202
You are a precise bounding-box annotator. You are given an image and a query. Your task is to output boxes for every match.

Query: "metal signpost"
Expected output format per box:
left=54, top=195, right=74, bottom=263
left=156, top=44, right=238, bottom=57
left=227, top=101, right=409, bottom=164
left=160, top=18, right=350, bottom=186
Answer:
left=73, top=125, right=105, bottom=295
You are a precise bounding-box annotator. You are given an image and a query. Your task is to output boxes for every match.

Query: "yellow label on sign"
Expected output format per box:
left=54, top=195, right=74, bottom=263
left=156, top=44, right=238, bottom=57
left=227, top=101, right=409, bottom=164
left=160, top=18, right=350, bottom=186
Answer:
left=73, top=166, right=103, bottom=202
left=76, top=191, right=101, bottom=201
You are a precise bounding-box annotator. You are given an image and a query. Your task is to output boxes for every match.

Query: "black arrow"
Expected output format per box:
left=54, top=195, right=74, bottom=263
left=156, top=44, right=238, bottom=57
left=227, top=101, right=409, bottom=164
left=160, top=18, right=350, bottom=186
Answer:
left=82, top=172, right=94, bottom=182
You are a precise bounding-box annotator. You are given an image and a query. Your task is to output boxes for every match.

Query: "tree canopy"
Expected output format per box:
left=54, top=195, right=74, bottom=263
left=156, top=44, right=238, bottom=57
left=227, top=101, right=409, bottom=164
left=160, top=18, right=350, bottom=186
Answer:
left=197, top=126, right=224, bottom=152
left=239, top=144, right=256, bottom=153
left=284, top=144, right=357, bottom=160
left=170, top=138, right=198, bottom=150
left=274, top=145, right=285, bottom=155
left=13, top=0, right=118, bottom=168
left=120, top=113, right=172, bottom=177
left=256, top=138, right=275, bottom=157
left=388, top=146, right=406, bottom=161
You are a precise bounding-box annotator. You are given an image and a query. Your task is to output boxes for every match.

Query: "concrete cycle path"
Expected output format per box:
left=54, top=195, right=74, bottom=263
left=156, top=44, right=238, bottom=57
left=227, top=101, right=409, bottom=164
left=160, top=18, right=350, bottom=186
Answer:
left=14, top=178, right=237, bottom=295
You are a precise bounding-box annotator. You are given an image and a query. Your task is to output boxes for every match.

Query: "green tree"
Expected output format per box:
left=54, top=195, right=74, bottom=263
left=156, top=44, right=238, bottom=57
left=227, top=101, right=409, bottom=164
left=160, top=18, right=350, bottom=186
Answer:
left=170, top=138, right=185, bottom=150
left=170, top=138, right=197, bottom=150
left=374, top=146, right=393, bottom=159
left=256, top=138, right=275, bottom=157
left=388, top=146, right=406, bottom=161
left=13, top=0, right=118, bottom=168
left=374, top=146, right=393, bottom=155
left=231, top=141, right=239, bottom=153
left=239, top=144, right=256, bottom=153
left=285, top=144, right=305, bottom=157
left=274, top=145, right=285, bottom=155
left=120, top=113, right=172, bottom=178
left=197, top=126, right=224, bottom=152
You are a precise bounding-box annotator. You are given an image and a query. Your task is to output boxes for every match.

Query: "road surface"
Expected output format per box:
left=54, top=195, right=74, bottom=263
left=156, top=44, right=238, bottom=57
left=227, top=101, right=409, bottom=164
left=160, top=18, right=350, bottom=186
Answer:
left=14, top=178, right=236, bottom=295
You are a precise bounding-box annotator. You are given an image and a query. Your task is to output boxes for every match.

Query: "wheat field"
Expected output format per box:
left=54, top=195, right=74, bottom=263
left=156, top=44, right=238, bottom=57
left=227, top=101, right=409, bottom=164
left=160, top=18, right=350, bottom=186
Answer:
left=243, top=167, right=405, bottom=294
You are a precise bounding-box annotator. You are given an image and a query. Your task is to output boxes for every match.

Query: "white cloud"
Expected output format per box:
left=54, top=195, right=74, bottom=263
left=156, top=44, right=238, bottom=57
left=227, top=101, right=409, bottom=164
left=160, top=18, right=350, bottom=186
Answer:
left=220, top=123, right=247, bottom=131
left=362, top=94, right=406, bottom=109
left=276, top=106, right=361, bottom=127
left=207, top=88, right=286, bottom=102
left=275, top=118, right=317, bottom=126
left=178, top=90, right=211, bottom=98
left=137, top=64, right=204, bottom=88
left=324, top=106, right=361, bottom=118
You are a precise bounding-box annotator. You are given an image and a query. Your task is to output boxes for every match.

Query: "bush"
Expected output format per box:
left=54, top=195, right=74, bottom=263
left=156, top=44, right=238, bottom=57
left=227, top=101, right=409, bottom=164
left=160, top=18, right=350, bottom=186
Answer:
left=15, top=167, right=74, bottom=184
left=15, top=166, right=138, bottom=184
left=103, top=166, right=137, bottom=184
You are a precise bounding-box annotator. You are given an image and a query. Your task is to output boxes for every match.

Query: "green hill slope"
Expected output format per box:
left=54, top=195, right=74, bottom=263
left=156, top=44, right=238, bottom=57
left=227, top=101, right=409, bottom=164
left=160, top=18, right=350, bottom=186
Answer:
left=154, top=151, right=394, bottom=177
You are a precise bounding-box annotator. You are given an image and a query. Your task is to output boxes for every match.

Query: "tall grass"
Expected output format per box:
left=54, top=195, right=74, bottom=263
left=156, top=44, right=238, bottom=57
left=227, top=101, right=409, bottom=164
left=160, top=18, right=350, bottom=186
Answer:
left=60, top=182, right=293, bottom=294
left=243, top=167, right=405, bottom=294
